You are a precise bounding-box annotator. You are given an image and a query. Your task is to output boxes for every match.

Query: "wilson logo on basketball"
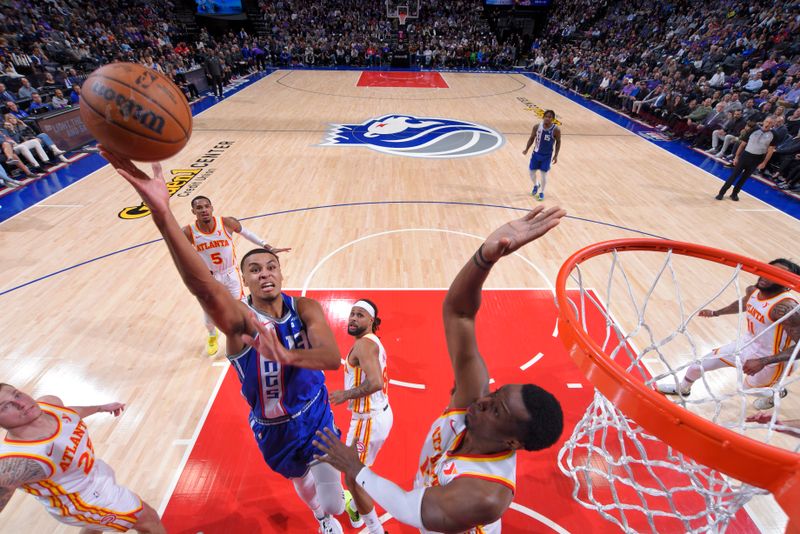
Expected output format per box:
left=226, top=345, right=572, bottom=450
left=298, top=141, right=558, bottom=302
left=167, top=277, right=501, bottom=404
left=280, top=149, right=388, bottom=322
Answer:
left=119, top=141, right=235, bottom=219
left=321, top=114, right=504, bottom=158
left=90, top=81, right=166, bottom=135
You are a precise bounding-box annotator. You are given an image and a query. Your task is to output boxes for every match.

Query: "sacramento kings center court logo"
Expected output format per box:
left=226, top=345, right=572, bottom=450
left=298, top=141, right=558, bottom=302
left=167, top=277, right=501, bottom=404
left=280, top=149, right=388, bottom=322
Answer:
left=320, top=114, right=504, bottom=158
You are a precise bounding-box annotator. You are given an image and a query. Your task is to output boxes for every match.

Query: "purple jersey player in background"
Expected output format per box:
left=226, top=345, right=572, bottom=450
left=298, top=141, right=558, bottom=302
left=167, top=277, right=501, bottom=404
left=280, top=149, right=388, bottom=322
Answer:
left=523, top=109, right=561, bottom=202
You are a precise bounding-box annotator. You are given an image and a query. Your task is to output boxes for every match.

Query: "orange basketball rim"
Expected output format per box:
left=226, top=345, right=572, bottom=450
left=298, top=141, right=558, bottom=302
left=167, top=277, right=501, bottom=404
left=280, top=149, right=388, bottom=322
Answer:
left=555, top=239, right=800, bottom=533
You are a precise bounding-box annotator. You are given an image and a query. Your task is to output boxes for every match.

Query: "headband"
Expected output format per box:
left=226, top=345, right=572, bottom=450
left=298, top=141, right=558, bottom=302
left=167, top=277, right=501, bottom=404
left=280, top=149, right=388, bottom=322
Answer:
left=353, top=300, right=375, bottom=318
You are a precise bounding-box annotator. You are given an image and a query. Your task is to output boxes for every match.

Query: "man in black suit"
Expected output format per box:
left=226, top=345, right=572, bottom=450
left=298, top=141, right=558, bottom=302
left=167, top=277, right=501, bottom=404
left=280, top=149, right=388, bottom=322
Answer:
left=204, top=51, right=224, bottom=98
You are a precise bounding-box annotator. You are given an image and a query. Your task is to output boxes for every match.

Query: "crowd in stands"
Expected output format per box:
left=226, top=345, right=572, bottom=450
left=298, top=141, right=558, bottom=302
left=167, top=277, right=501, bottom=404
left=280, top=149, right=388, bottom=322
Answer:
left=529, top=0, right=800, bottom=192
left=250, top=0, right=520, bottom=70
left=0, top=0, right=524, bottom=187
left=0, top=0, right=235, bottom=187
left=0, top=0, right=798, bottom=197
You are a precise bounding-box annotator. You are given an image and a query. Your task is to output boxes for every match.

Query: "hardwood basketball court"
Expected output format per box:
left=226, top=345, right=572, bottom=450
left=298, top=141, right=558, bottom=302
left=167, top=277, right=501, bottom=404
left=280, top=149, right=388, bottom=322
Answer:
left=0, top=70, right=796, bottom=533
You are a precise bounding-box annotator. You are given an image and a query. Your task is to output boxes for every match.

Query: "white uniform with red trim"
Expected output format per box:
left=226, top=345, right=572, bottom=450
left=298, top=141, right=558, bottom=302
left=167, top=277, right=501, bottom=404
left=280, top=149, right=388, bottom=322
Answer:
left=189, top=216, right=245, bottom=300
left=0, top=402, right=142, bottom=532
left=344, top=333, right=393, bottom=466
left=716, top=290, right=797, bottom=387
left=414, top=409, right=516, bottom=534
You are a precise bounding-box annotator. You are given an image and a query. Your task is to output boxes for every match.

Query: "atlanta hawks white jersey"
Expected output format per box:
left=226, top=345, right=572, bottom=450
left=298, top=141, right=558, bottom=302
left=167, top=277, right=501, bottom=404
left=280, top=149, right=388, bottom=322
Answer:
left=190, top=216, right=238, bottom=273
left=344, top=333, right=389, bottom=414
left=743, top=289, right=796, bottom=357
left=0, top=402, right=142, bottom=531
left=414, top=408, right=516, bottom=534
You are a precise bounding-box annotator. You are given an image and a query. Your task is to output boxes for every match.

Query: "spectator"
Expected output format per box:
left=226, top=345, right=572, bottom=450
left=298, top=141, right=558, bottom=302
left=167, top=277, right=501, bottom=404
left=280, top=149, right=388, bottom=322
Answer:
left=70, top=85, right=81, bottom=105
left=709, top=67, right=726, bottom=89
left=50, top=89, right=69, bottom=109
left=743, top=71, right=764, bottom=93
left=778, top=81, right=800, bottom=107
left=27, top=93, right=50, bottom=113
left=0, top=160, right=23, bottom=188
left=4, top=101, right=29, bottom=120
left=64, top=68, right=81, bottom=90
left=0, top=83, right=15, bottom=103
left=1, top=134, right=38, bottom=178
left=741, top=98, right=759, bottom=120
left=786, top=107, right=800, bottom=137
left=16, top=78, right=35, bottom=100
left=692, top=103, right=730, bottom=148
left=3, top=114, right=69, bottom=166
left=769, top=131, right=800, bottom=183
left=709, top=110, right=746, bottom=157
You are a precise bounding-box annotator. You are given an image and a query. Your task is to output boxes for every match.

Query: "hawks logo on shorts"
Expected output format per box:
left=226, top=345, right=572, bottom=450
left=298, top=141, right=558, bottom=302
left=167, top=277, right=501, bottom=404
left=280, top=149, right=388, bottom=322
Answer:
left=321, top=114, right=504, bottom=158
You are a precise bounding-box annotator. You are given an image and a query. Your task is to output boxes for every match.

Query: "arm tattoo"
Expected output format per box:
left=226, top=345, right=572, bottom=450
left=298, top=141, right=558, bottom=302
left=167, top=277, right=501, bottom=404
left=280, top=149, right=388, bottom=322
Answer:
left=343, top=376, right=375, bottom=400
left=0, top=457, right=46, bottom=513
left=0, top=486, right=14, bottom=512
left=0, top=457, right=46, bottom=487
left=764, top=300, right=800, bottom=365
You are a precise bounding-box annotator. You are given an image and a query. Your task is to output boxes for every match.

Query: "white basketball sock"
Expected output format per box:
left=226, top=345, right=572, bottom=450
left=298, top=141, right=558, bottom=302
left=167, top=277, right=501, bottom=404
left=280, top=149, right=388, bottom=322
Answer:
left=204, top=312, right=217, bottom=336
left=683, top=352, right=730, bottom=385
left=529, top=169, right=539, bottom=187
left=540, top=171, right=548, bottom=194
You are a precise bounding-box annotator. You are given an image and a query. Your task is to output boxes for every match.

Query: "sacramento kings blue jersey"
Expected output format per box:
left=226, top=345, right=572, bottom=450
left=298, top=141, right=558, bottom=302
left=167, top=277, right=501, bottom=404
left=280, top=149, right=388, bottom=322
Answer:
left=228, top=293, right=325, bottom=421
left=532, top=123, right=556, bottom=156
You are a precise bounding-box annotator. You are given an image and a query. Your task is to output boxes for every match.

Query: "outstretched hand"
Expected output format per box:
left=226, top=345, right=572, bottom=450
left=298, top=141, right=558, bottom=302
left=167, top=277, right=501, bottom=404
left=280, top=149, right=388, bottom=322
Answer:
left=481, top=205, right=567, bottom=263
left=99, top=403, right=126, bottom=417
left=99, top=145, right=170, bottom=214
left=241, top=312, right=295, bottom=365
left=743, top=357, right=768, bottom=375
left=328, top=390, right=348, bottom=405
left=312, top=427, right=363, bottom=479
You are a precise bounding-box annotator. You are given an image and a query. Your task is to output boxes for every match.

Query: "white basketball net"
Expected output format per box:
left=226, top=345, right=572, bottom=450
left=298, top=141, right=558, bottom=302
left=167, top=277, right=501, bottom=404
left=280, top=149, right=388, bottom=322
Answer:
left=557, top=247, right=800, bottom=533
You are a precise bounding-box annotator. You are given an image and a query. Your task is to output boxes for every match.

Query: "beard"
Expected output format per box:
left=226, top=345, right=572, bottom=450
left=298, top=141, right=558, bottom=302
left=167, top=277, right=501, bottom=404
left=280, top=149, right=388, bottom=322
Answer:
left=757, top=279, right=785, bottom=293
left=348, top=324, right=368, bottom=337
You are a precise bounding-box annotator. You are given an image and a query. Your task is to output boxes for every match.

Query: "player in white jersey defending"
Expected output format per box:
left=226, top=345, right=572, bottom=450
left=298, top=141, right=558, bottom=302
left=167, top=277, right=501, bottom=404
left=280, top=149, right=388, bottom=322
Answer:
left=658, top=258, right=800, bottom=409
left=182, top=195, right=290, bottom=356
left=0, top=384, right=164, bottom=533
left=328, top=299, right=392, bottom=533
left=314, top=206, right=567, bottom=533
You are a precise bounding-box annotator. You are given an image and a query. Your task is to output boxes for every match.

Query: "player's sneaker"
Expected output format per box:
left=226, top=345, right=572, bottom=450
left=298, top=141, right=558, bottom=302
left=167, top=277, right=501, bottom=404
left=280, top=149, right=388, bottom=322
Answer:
left=317, top=514, right=344, bottom=534
left=753, top=388, right=788, bottom=410
left=344, top=490, right=364, bottom=528
left=207, top=331, right=219, bottom=356
left=531, top=184, right=539, bottom=196
left=537, top=192, right=544, bottom=202
left=657, top=381, right=691, bottom=396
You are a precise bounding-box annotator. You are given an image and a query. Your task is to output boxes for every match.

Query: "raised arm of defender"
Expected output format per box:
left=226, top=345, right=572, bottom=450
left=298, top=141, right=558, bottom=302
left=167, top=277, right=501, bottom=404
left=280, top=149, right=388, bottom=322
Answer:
left=443, top=206, right=566, bottom=409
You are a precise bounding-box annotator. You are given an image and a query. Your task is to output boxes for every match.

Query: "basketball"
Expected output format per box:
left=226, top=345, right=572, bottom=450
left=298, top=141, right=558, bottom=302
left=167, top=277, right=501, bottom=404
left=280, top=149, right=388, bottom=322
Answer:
left=79, top=62, right=192, bottom=162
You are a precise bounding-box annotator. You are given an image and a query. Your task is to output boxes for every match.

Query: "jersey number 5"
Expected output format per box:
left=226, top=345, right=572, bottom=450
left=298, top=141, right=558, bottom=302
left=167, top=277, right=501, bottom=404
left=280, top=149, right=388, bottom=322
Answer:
left=210, top=252, right=223, bottom=265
